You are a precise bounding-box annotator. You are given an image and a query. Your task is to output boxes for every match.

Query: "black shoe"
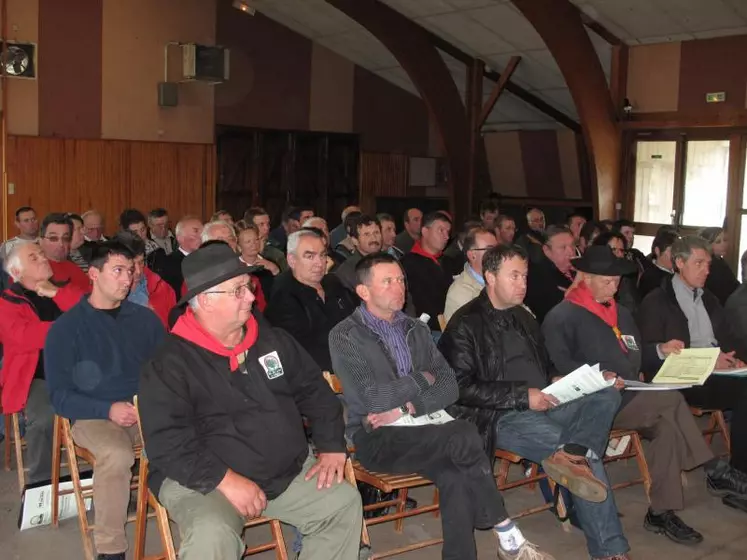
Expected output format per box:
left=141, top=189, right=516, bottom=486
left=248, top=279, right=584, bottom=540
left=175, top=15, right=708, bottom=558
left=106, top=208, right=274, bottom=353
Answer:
left=706, top=463, right=747, bottom=498
left=97, top=554, right=125, bottom=560
left=723, top=493, right=747, bottom=513
left=643, top=509, right=703, bottom=545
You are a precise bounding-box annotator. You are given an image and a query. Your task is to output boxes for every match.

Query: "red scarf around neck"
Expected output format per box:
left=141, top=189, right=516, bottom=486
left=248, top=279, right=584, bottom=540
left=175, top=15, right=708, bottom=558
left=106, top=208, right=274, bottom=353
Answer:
left=565, top=281, right=626, bottom=352
left=410, top=240, right=441, bottom=265
left=172, top=308, right=259, bottom=371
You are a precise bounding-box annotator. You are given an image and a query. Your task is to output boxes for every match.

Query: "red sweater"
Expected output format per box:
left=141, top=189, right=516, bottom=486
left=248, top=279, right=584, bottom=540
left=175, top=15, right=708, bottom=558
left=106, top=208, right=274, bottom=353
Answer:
left=50, top=259, right=91, bottom=293
left=0, top=282, right=84, bottom=413
left=145, top=268, right=176, bottom=328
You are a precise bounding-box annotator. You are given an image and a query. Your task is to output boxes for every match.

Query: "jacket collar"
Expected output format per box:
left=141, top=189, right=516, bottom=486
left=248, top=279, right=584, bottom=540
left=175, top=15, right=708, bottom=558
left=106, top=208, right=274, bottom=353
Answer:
left=350, top=305, right=423, bottom=333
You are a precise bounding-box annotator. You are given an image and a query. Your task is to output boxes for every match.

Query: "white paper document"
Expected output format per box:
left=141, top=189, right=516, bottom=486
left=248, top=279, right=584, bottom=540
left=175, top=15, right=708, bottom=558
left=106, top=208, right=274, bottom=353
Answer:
left=388, top=409, right=455, bottom=427
left=623, top=379, right=694, bottom=391
left=542, top=364, right=614, bottom=404
left=18, top=477, right=93, bottom=531
left=652, top=347, right=719, bottom=386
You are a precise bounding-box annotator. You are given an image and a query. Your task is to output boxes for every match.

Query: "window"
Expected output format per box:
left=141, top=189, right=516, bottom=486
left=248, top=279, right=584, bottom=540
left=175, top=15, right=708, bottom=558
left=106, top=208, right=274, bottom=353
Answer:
left=682, top=140, right=730, bottom=227
left=632, top=234, right=655, bottom=255
left=633, top=141, right=676, bottom=224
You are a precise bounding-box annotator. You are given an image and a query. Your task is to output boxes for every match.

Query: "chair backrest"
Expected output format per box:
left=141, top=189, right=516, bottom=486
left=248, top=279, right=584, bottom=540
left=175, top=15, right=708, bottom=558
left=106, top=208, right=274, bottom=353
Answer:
left=323, top=371, right=343, bottom=394
left=133, top=396, right=147, bottom=458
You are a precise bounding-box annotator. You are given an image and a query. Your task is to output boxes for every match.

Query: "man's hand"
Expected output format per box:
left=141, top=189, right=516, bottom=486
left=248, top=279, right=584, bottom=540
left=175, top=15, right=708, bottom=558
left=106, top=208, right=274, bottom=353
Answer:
left=35, top=280, right=59, bottom=298
left=659, top=339, right=685, bottom=357
left=603, top=371, right=625, bottom=391
left=528, top=388, right=559, bottom=411
left=716, top=350, right=738, bottom=370
left=108, top=402, right=138, bottom=427
left=217, top=469, right=267, bottom=518
left=366, top=408, right=404, bottom=429
left=305, top=452, right=346, bottom=489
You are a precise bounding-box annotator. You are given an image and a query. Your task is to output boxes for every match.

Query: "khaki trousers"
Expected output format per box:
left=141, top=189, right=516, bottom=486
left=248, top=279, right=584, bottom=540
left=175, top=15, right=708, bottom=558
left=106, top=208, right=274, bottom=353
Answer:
left=159, top=452, right=363, bottom=560
left=613, top=391, right=713, bottom=511
left=71, top=420, right=141, bottom=555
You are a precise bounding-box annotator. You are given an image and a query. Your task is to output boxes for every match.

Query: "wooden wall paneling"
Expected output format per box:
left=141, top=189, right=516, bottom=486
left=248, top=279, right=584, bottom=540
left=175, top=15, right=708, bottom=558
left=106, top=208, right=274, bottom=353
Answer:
left=358, top=152, right=408, bottom=214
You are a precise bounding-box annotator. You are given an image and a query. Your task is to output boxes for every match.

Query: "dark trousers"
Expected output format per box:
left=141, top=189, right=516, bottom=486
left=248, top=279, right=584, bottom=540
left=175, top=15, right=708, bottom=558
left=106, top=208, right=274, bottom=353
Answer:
left=354, top=420, right=508, bottom=560
left=684, top=375, right=747, bottom=472
left=25, top=379, right=55, bottom=484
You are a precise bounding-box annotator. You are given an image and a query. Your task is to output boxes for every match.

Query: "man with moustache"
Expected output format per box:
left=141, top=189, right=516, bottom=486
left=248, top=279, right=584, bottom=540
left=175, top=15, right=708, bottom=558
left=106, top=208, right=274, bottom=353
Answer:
left=334, top=214, right=383, bottom=291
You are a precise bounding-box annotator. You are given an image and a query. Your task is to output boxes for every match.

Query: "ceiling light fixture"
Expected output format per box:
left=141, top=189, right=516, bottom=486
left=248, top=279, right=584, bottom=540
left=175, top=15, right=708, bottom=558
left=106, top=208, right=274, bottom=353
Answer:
left=232, top=0, right=256, bottom=15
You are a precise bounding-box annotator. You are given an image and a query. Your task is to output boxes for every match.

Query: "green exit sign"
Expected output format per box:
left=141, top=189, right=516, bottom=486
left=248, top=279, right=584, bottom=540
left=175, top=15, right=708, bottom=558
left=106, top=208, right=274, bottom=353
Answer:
left=706, top=92, right=726, bottom=103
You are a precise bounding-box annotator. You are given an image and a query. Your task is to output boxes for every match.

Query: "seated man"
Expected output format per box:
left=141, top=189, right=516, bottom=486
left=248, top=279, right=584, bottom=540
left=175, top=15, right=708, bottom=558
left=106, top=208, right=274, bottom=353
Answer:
left=377, top=212, right=404, bottom=260
left=40, top=212, right=92, bottom=293
left=439, top=245, right=630, bottom=560
left=334, top=214, right=383, bottom=291
left=329, top=253, right=555, bottom=560
left=140, top=243, right=361, bottom=560
left=639, top=235, right=747, bottom=503
left=401, top=211, right=454, bottom=332
left=0, top=241, right=84, bottom=483
left=442, top=220, right=481, bottom=277
left=112, top=232, right=176, bottom=329
left=265, top=229, right=356, bottom=372
left=45, top=241, right=165, bottom=560
left=443, top=227, right=497, bottom=324
left=495, top=214, right=517, bottom=246
left=515, top=208, right=546, bottom=265
left=524, top=226, right=576, bottom=323
left=638, top=228, right=677, bottom=300
left=543, top=246, right=745, bottom=546
left=160, top=216, right=203, bottom=297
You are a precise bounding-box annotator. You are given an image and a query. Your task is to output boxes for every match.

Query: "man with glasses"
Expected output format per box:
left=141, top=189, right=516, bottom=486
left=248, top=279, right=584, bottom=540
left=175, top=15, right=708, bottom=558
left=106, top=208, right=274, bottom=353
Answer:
left=40, top=213, right=91, bottom=293
left=82, top=210, right=107, bottom=242
left=139, top=243, right=362, bottom=560
left=45, top=240, right=165, bottom=560
left=443, top=227, right=497, bottom=324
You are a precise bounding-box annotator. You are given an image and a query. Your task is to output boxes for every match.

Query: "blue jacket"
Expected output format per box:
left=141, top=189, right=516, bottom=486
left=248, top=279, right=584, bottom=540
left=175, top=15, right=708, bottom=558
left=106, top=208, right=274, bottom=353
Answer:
left=45, top=297, right=165, bottom=421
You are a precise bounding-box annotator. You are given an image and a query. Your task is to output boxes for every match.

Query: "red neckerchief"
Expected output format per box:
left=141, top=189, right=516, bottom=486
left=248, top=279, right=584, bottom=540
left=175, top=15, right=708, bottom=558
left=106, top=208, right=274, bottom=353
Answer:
left=410, top=240, right=441, bottom=265
left=565, top=281, right=626, bottom=353
left=172, top=308, right=259, bottom=371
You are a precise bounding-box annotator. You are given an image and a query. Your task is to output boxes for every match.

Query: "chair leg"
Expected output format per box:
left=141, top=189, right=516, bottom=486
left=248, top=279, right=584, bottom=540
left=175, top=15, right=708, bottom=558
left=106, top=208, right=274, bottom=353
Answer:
left=432, top=488, right=440, bottom=518
left=51, top=416, right=63, bottom=528
left=62, top=419, right=95, bottom=560
left=496, top=458, right=511, bottom=487
left=342, top=458, right=370, bottom=548
left=3, top=415, right=12, bottom=471
left=394, top=489, right=408, bottom=533
left=134, top=456, right=149, bottom=560
left=631, top=433, right=651, bottom=501
left=12, top=413, right=25, bottom=493
left=270, top=519, right=289, bottom=560
left=152, top=496, right=177, bottom=560
left=527, top=462, right=539, bottom=491
left=716, top=411, right=731, bottom=454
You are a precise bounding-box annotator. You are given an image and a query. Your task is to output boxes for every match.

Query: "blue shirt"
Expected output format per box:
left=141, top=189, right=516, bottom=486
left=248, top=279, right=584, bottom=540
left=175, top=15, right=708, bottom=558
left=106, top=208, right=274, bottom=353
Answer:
left=44, top=298, right=165, bottom=421
left=467, top=265, right=485, bottom=287
left=359, top=304, right=412, bottom=378
left=128, top=275, right=150, bottom=308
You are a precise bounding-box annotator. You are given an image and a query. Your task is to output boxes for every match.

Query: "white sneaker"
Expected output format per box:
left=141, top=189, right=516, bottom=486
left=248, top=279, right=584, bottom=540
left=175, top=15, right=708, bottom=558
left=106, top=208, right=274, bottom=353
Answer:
left=498, top=541, right=557, bottom=560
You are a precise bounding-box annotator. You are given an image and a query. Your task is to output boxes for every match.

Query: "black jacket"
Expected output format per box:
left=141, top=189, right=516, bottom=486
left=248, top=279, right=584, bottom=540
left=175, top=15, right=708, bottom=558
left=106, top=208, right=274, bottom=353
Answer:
left=637, top=275, right=747, bottom=377
left=438, top=292, right=552, bottom=455
left=516, top=231, right=545, bottom=265
left=442, top=241, right=466, bottom=277
left=726, top=284, right=747, bottom=345
left=265, top=271, right=357, bottom=371
left=638, top=263, right=671, bottom=300
left=705, top=256, right=739, bottom=306
left=401, top=252, right=453, bottom=331
left=139, top=313, right=345, bottom=498
left=525, top=257, right=573, bottom=324
left=159, top=249, right=186, bottom=297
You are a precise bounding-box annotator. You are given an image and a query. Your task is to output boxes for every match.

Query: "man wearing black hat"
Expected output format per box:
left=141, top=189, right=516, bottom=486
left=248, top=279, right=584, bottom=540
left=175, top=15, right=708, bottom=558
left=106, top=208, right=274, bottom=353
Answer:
left=139, top=243, right=362, bottom=560
left=439, top=245, right=631, bottom=560
left=543, top=246, right=742, bottom=547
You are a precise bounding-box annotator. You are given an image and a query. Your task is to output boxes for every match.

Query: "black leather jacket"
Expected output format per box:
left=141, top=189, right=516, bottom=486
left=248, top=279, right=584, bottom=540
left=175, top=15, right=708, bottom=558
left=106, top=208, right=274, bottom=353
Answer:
left=438, top=291, right=553, bottom=456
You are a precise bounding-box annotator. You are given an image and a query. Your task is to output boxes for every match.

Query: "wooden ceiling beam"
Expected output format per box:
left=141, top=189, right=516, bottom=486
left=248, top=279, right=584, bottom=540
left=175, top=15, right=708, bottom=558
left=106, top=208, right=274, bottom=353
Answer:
left=478, top=56, right=521, bottom=129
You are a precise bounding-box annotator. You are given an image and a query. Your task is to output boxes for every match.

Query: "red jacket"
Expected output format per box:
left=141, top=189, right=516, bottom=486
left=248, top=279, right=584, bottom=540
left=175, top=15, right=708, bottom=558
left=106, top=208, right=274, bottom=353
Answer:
left=145, top=268, right=176, bottom=328
left=0, top=282, right=84, bottom=413
left=50, top=259, right=91, bottom=293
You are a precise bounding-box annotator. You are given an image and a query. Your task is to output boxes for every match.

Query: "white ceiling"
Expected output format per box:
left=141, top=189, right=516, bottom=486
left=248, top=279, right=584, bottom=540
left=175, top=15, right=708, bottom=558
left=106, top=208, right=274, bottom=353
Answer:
left=248, top=0, right=747, bottom=130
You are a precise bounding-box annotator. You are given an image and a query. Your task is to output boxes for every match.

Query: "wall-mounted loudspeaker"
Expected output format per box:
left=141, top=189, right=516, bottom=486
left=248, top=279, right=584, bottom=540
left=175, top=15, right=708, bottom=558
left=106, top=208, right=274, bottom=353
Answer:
left=1, top=42, right=36, bottom=79
left=181, top=43, right=229, bottom=84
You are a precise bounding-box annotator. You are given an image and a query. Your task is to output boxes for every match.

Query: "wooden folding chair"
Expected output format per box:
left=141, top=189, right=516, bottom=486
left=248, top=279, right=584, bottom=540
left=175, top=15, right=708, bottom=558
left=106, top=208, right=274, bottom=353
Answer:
left=2, top=412, right=28, bottom=493
left=603, top=429, right=651, bottom=499
left=323, top=371, right=442, bottom=559
left=494, top=449, right=567, bottom=522
left=3, top=414, right=11, bottom=472
left=691, top=407, right=730, bottom=456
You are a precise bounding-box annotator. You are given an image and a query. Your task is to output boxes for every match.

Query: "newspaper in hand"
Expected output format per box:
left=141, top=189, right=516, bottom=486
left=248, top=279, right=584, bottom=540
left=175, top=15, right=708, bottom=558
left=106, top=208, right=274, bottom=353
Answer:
left=542, top=363, right=615, bottom=405
left=388, top=409, right=455, bottom=427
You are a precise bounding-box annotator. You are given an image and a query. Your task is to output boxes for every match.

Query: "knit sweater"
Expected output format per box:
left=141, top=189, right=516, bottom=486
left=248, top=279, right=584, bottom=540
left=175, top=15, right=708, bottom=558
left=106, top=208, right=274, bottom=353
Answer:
left=44, top=298, right=165, bottom=421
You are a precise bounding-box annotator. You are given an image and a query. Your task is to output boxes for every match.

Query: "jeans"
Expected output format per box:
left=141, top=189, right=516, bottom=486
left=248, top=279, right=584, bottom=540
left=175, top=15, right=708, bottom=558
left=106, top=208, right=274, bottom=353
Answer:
left=495, top=387, right=629, bottom=559
left=354, top=420, right=508, bottom=560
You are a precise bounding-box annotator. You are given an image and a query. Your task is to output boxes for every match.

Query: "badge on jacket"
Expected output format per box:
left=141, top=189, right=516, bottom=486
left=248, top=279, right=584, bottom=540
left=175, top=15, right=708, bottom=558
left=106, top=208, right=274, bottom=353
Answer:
left=259, top=351, right=284, bottom=379
left=621, top=335, right=639, bottom=351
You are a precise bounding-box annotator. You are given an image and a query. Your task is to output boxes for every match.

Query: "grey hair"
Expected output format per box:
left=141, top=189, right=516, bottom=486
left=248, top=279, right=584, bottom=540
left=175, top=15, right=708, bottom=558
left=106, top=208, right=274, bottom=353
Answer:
left=671, top=235, right=711, bottom=268
left=81, top=209, right=102, bottom=221
left=287, top=229, right=323, bottom=256
left=201, top=220, right=236, bottom=243
left=175, top=216, right=202, bottom=238
left=4, top=239, right=37, bottom=282
left=302, top=217, right=327, bottom=229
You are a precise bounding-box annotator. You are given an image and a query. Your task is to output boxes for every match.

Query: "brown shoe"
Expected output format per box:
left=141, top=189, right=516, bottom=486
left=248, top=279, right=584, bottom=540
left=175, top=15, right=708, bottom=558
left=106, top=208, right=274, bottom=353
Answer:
left=541, top=449, right=608, bottom=503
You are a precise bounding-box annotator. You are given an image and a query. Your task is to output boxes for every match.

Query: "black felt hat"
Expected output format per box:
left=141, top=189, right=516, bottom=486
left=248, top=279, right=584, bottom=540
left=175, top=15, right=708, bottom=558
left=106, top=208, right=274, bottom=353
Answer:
left=572, top=245, right=637, bottom=276
left=177, top=243, right=260, bottom=306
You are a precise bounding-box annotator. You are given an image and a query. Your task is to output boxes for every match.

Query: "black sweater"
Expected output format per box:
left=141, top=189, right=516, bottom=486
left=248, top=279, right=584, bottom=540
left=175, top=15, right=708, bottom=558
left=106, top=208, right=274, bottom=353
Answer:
left=139, top=315, right=345, bottom=498
left=401, top=252, right=453, bottom=331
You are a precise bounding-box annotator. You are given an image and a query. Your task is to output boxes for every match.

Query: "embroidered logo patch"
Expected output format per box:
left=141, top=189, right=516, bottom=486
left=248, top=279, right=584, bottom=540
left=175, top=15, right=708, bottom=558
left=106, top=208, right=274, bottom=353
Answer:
left=259, top=351, right=284, bottom=379
left=621, top=335, right=639, bottom=351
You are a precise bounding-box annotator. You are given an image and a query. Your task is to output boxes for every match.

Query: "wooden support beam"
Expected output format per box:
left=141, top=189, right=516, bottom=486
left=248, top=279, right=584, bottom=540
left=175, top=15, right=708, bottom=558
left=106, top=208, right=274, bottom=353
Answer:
left=478, top=56, right=521, bottom=129
left=466, top=58, right=484, bottom=204
left=511, top=0, right=621, bottom=219
left=610, top=44, right=629, bottom=117
left=325, top=0, right=474, bottom=223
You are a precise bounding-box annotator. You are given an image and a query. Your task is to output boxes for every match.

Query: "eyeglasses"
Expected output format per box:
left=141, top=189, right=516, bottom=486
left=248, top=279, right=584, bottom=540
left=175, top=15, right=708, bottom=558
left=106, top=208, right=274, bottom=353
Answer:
left=205, top=282, right=254, bottom=299
left=470, top=245, right=498, bottom=252
left=43, top=235, right=71, bottom=243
